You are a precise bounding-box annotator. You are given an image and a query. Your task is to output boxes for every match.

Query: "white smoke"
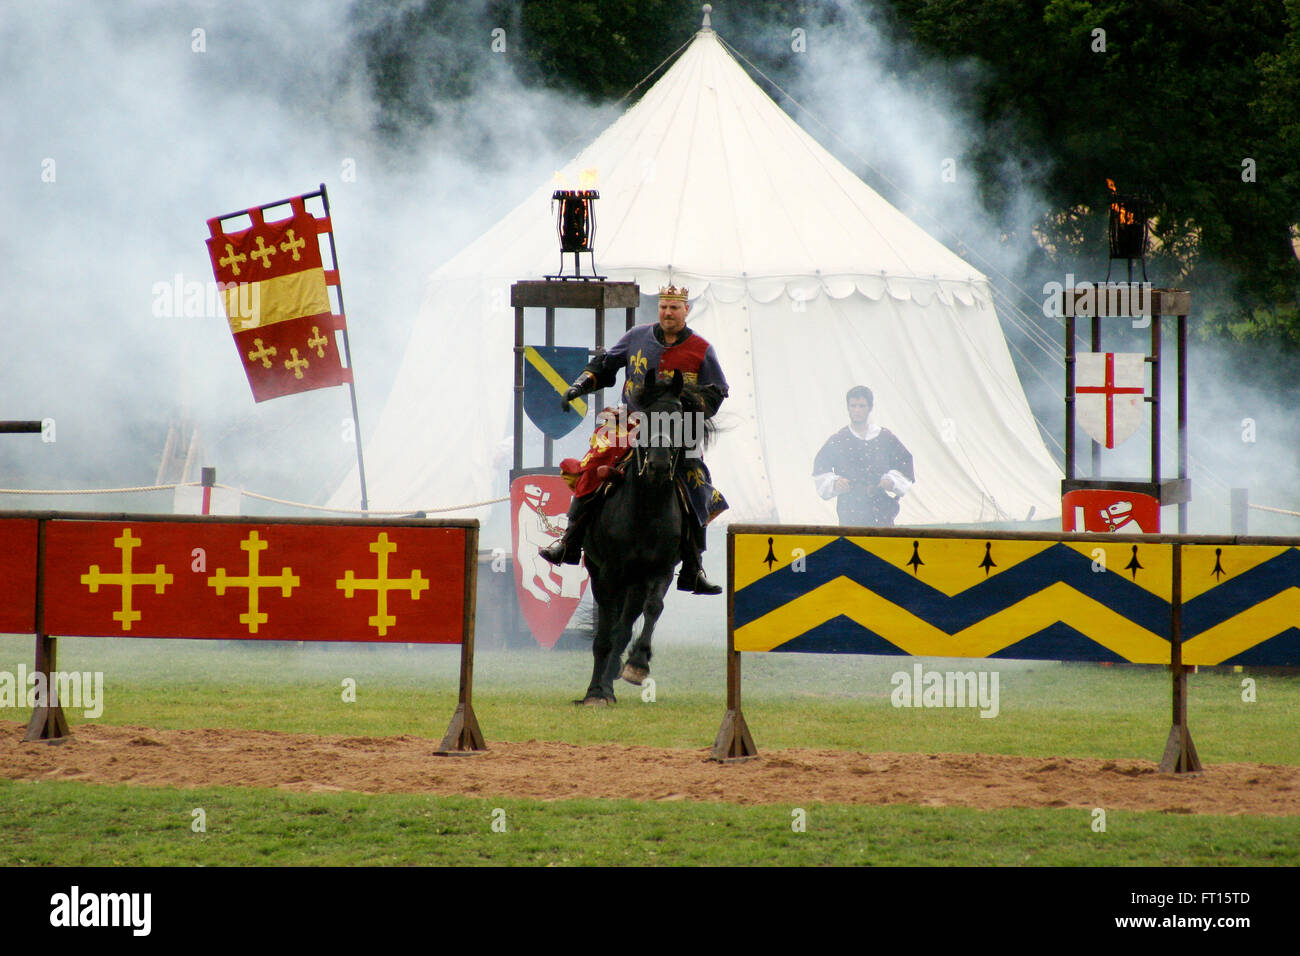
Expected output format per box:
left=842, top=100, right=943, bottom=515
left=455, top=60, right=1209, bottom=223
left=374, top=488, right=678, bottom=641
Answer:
left=1, top=0, right=1293, bottom=541
left=0, top=0, right=616, bottom=511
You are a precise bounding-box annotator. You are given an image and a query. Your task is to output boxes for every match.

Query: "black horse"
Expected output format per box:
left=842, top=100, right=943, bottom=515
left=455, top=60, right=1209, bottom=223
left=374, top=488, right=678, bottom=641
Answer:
left=578, top=368, right=712, bottom=705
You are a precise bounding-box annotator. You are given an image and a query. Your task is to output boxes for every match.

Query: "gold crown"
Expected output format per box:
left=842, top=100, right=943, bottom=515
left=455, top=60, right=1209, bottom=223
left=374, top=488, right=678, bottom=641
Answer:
left=658, top=284, right=689, bottom=301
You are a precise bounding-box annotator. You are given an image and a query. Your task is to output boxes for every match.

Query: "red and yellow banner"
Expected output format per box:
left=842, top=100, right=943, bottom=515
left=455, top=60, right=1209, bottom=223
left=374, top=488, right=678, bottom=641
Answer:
left=206, top=194, right=351, bottom=402
left=41, top=519, right=468, bottom=643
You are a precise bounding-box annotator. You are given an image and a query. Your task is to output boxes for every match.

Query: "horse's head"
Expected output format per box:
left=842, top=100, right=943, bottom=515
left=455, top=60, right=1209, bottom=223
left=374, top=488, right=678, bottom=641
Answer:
left=632, top=368, right=686, bottom=486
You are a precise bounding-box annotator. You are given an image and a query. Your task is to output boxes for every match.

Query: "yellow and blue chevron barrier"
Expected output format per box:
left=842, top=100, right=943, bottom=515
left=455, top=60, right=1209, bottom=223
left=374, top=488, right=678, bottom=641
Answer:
left=1180, top=543, right=1300, bottom=666
left=729, top=527, right=1300, bottom=667
left=713, top=525, right=1300, bottom=765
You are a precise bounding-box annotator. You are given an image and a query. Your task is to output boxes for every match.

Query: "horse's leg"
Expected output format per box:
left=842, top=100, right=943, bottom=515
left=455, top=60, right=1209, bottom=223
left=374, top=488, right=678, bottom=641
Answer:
left=600, top=580, right=648, bottom=697
left=622, top=574, right=671, bottom=685
left=582, top=568, right=616, bottom=704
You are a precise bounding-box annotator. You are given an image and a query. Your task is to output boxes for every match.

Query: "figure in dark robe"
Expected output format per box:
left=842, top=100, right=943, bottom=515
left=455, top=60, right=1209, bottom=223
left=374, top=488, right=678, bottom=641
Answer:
left=812, top=385, right=914, bottom=526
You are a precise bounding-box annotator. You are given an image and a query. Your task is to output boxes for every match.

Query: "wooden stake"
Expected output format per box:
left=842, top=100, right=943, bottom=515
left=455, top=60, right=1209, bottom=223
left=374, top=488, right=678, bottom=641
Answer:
left=712, top=529, right=758, bottom=761
left=435, top=525, right=487, bottom=754
left=1159, top=543, right=1202, bottom=772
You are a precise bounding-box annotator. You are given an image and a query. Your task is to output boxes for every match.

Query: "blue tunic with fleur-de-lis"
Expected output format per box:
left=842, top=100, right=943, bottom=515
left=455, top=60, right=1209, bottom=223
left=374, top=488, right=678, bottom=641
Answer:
left=586, top=323, right=728, bottom=411
left=585, top=323, right=729, bottom=525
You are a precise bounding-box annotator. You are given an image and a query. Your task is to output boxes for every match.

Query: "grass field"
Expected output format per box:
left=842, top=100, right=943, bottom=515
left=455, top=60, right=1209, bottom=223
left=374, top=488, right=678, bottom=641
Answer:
left=4, top=780, right=1299, bottom=866
left=4, top=636, right=1295, bottom=762
left=2, top=635, right=1298, bottom=866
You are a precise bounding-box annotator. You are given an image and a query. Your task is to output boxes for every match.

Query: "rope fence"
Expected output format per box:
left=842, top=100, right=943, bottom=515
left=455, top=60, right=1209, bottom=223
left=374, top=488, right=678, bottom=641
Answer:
left=1248, top=503, right=1300, bottom=519
left=0, top=481, right=1293, bottom=520
left=0, top=482, right=508, bottom=516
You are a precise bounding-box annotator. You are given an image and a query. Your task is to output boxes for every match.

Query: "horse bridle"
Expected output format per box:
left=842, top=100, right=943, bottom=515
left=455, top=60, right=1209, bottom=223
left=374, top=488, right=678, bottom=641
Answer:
left=633, top=439, right=681, bottom=477
left=633, top=398, right=685, bottom=478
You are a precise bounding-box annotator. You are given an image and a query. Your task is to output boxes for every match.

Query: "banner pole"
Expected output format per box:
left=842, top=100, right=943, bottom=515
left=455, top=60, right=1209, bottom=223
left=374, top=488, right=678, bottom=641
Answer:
left=318, top=183, right=369, bottom=512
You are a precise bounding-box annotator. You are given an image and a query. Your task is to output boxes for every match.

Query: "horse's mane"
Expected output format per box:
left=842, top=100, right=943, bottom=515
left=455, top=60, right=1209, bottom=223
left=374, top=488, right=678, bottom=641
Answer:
left=631, top=374, right=719, bottom=451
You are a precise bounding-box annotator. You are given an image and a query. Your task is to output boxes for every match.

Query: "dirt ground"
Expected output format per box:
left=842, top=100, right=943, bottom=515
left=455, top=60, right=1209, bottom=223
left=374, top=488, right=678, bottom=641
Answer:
left=3, top=721, right=1298, bottom=816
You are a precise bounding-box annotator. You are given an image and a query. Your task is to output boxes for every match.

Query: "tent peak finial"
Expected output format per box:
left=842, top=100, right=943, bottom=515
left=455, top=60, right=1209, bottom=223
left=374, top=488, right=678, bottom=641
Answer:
left=700, top=4, right=713, bottom=32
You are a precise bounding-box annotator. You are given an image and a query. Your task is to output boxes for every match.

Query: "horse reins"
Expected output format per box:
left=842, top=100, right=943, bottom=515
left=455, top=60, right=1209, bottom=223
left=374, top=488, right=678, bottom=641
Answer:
left=633, top=410, right=683, bottom=477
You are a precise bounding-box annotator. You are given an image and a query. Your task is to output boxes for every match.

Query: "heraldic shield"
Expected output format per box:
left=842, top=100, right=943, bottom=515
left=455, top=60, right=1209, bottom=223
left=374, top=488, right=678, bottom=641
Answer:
left=1062, top=489, right=1160, bottom=534
left=1075, top=352, right=1145, bottom=449
left=523, top=345, right=590, bottom=440
left=510, top=475, right=589, bottom=648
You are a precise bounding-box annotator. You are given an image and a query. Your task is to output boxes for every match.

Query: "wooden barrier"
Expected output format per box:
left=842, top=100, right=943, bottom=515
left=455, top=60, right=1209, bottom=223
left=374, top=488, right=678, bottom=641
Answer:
left=2, top=512, right=484, bottom=754
left=715, top=524, right=1300, bottom=771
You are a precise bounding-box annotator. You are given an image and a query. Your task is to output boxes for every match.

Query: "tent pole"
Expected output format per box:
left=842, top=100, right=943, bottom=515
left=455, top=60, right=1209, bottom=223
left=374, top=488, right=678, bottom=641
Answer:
left=594, top=305, right=605, bottom=415
left=514, top=305, right=525, bottom=475
left=544, top=307, right=555, bottom=468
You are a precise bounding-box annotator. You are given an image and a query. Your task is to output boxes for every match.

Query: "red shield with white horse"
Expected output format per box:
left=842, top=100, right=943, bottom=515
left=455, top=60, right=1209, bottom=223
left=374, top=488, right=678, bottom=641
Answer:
left=1062, top=489, right=1160, bottom=534
left=510, top=475, right=589, bottom=648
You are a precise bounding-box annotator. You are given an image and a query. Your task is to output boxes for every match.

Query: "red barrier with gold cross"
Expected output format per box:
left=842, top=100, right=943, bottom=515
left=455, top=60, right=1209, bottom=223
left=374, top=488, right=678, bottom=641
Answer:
left=0, top=518, right=39, bottom=635
left=11, top=513, right=483, bottom=753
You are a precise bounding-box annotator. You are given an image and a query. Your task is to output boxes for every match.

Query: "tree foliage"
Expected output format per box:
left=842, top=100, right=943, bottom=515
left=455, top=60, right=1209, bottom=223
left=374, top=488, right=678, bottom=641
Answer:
left=354, top=0, right=1300, bottom=341
left=885, top=0, right=1300, bottom=340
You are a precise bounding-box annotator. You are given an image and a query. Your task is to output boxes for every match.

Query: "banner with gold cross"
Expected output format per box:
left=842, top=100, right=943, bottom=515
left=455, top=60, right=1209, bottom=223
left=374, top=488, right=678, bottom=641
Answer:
left=206, top=192, right=352, bottom=403
left=42, top=519, right=470, bottom=643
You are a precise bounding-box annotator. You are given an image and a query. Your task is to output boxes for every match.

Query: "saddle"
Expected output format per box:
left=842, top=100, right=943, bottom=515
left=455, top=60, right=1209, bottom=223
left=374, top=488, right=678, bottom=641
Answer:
left=587, top=454, right=694, bottom=531
left=596, top=462, right=627, bottom=487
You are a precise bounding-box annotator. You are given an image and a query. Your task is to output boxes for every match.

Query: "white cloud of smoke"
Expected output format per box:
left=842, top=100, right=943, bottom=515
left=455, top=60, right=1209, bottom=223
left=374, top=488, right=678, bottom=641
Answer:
left=0, top=0, right=1293, bottom=544
left=0, top=0, right=614, bottom=510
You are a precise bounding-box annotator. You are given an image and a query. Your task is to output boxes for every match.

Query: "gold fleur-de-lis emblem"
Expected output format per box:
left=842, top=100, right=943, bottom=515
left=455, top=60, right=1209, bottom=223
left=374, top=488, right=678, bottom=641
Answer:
left=630, top=349, right=648, bottom=377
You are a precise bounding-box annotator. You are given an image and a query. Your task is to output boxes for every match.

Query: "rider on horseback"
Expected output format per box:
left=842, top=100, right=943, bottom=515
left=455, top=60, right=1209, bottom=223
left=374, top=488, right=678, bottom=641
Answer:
left=539, top=284, right=728, bottom=595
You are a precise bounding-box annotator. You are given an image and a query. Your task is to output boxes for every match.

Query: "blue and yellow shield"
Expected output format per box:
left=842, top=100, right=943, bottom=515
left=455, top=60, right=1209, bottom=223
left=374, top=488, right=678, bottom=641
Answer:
left=523, top=345, right=590, bottom=439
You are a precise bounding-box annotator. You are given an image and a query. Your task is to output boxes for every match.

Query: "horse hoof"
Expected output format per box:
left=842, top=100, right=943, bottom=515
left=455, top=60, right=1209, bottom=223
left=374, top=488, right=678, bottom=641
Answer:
left=621, top=664, right=649, bottom=685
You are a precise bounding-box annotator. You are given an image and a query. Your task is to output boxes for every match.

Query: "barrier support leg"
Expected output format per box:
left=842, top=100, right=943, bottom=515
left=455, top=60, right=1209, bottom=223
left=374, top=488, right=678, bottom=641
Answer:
left=24, top=635, right=70, bottom=744
left=712, top=533, right=757, bottom=762
left=435, top=526, right=487, bottom=755
left=436, top=701, right=486, bottom=755
left=1159, top=664, right=1202, bottom=773
left=1159, top=544, right=1201, bottom=773
left=712, top=704, right=757, bottom=762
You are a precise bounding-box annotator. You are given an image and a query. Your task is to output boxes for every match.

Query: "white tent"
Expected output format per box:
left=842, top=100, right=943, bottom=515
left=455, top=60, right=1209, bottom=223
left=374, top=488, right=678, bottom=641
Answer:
left=331, top=23, right=1062, bottom=536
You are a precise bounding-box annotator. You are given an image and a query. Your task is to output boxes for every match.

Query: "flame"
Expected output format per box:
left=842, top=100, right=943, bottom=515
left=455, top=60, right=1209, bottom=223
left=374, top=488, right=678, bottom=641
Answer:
left=578, top=167, right=599, bottom=189
left=1107, top=179, right=1135, bottom=224
left=552, top=171, right=567, bottom=188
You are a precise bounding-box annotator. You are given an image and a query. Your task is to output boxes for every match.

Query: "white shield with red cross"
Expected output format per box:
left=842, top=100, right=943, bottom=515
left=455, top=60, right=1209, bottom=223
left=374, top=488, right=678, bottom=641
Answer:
left=1076, top=352, right=1145, bottom=449
left=510, top=475, right=589, bottom=648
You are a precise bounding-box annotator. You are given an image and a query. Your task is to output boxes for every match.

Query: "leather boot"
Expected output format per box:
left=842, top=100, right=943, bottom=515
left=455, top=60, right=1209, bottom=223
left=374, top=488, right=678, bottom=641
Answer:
left=539, top=495, right=592, bottom=566
left=677, top=566, right=723, bottom=595
left=677, top=530, right=721, bottom=595
left=538, top=537, right=576, bottom=565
